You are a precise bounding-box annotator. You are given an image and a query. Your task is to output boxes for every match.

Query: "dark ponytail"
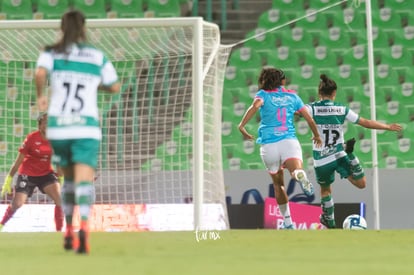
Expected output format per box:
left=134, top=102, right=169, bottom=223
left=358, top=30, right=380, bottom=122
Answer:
left=45, top=10, right=86, bottom=53
left=319, top=74, right=337, bottom=96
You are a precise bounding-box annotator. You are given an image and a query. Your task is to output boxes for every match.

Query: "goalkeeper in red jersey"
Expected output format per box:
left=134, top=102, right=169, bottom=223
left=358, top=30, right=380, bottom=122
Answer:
left=0, top=113, right=64, bottom=231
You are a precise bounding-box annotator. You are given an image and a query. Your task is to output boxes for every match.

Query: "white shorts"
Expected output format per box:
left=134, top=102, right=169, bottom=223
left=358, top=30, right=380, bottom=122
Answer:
left=260, top=138, right=303, bottom=174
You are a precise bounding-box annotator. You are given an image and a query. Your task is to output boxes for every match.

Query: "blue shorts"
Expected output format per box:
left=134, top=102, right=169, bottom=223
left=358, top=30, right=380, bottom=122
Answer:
left=50, top=139, right=100, bottom=169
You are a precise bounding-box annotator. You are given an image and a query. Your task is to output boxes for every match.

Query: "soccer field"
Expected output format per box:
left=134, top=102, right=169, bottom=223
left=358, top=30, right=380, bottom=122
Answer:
left=0, top=230, right=413, bottom=275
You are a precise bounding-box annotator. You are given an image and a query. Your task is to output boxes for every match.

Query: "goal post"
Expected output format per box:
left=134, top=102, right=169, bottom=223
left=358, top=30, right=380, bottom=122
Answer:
left=0, top=17, right=231, bottom=231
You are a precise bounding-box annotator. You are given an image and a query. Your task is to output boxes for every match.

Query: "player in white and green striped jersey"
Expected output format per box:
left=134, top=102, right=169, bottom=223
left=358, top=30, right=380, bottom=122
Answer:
left=35, top=10, right=120, bottom=253
left=305, top=74, right=402, bottom=229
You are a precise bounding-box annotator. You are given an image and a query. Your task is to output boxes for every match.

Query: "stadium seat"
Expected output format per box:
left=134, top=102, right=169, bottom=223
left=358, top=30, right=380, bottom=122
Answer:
left=330, top=64, right=364, bottom=89
left=243, top=28, right=278, bottom=60
left=35, top=0, right=69, bottom=19
left=0, top=0, right=33, bottom=20
left=108, top=0, right=144, bottom=18
left=280, top=27, right=316, bottom=59
left=318, top=27, right=352, bottom=54
left=372, top=26, right=391, bottom=59
left=295, top=8, right=329, bottom=37
left=228, top=46, right=263, bottom=83
left=223, top=157, right=249, bottom=171
left=272, top=0, right=306, bottom=20
left=376, top=101, right=410, bottom=123
left=144, top=0, right=181, bottom=18
left=223, top=65, right=249, bottom=93
left=342, top=7, right=366, bottom=29
left=353, top=138, right=373, bottom=168
left=304, top=45, right=338, bottom=72
left=379, top=44, right=414, bottom=74
left=73, top=0, right=107, bottom=19
left=378, top=153, right=406, bottom=169
left=343, top=121, right=359, bottom=140
left=385, top=0, right=411, bottom=13
left=390, top=26, right=414, bottom=49
left=294, top=65, right=322, bottom=90
left=264, top=46, right=301, bottom=71
left=372, top=7, right=403, bottom=34
left=257, top=8, right=289, bottom=30
left=340, top=44, right=368, bottom=71
left=375, top=64, right=401, bottom=88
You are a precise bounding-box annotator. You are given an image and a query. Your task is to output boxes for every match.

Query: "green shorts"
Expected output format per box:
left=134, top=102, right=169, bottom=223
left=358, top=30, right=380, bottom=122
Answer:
left=50, top=139, right=100, bottom=169
left=314, top=155, right=352, bottom=187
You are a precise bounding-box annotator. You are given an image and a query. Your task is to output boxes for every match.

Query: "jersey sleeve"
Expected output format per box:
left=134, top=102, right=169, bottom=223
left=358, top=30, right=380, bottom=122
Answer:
left=18, top=134, right=32, bottom=155
left=254, top=90, right=265, bottom=105
left=346, top=107, right=359, bottom=123
left=36, top=51, right=53, bottom=71
left=101, top=56, right=118, bottom=86
left=294, top=94, right=305, bottom=111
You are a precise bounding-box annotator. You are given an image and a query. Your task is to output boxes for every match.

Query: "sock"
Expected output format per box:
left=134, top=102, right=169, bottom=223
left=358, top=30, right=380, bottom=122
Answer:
left=61, top=180, right=75, bottom=234
left=75, top=181, right=94, bottom=223
left=349, top=154, right=365, bottom=178
left=278, top=203, right=293, bottom=227
left=321, top=195, right=335, bottom=227
left=54, top=205, right=64, bottom=232
left=0, top=205, right=15, bottom=226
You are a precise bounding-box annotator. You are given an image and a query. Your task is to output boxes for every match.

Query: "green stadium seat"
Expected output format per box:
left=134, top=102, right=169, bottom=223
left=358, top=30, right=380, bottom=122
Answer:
left=228, top=46, right=263, bottom=83
left=108, top=0, right=144, bottom=18
left=343, top=7, right=366, bottom=29
left=398, top=75, right=413, bottom=101
left=73, top=0, right=107, bottom=19
left=353, top=138, right=373, bottom=168
left=376, top=101, right=410, bottom=123
left=318, top=27, right=352, bottom=54
left=257, top=8, right=289, bottom=30
left=379, top=45, right=413, bottom=74
left=293, top=65, right=323, bottom=90
left=385, top=0, right=411, bottom=14
left=391, top=26, right=414, bottom=49
left=372, top=7, right=403, bottom=34
left=330, top=64, right=364, bottom=89
left=144, top=0, right=180, bottom=18
left=295, top=8, right=329, bottom=37
left=35, top=0, right=69, bottom=19
left=304, top=45, right=338, bottom=72
left=338, top=44, right=368, bottom=73
left=223, top=157, right=249, bottom=171
left=272, top=0, right=306, bottom=20
left=232, top=139, right=262, bottom=166
left=224, top=65, right=249, bottom=92
left=378, top=154, right=405, bottom=168
left=375, top=64, right=401, bottom=88
left=0, top=0, right=33, bottom=20
left=300, top=142, right=314, bottom=170
left=243, top=28, right=278, bottom=60
left=264, top=46, right=301, bottom=71
left=280, top=27, right=316, bottom=59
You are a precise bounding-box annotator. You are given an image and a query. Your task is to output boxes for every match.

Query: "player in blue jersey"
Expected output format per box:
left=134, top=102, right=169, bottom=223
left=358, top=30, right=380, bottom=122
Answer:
left=306, top=74, right=402, bottom=228
left=35, top=10, right=120, bottom=253
left=238, top=67, right=322, bottom=229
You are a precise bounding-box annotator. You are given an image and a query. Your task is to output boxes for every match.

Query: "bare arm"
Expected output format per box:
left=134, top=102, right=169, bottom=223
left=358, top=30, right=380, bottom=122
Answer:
left=238, top=98, right=261, bottom=140
left=358, top=117, right=402, bottom=132
left=8, top=153, right=25, bottom=177
left=299, top=108, right=322, bottom=147
left=35, top=67, right=48, bottom=112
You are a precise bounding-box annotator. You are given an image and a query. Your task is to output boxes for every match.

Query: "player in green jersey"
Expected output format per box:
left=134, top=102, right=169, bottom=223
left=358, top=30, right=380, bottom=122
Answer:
left=305, top=74, right=402, bottom=228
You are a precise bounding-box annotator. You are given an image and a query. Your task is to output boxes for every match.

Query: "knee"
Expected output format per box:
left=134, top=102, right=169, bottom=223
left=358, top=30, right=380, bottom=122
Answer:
left=355, top=179, right=366, bottom=189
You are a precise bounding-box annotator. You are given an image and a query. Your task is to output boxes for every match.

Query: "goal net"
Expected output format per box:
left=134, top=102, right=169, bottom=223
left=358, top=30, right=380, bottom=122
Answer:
left=0, top=18, right=231, bottom=231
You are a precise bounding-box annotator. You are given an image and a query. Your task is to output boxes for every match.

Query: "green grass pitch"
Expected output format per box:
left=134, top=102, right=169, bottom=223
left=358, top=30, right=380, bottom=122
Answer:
left=0, top=230, right=413, bottom=275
